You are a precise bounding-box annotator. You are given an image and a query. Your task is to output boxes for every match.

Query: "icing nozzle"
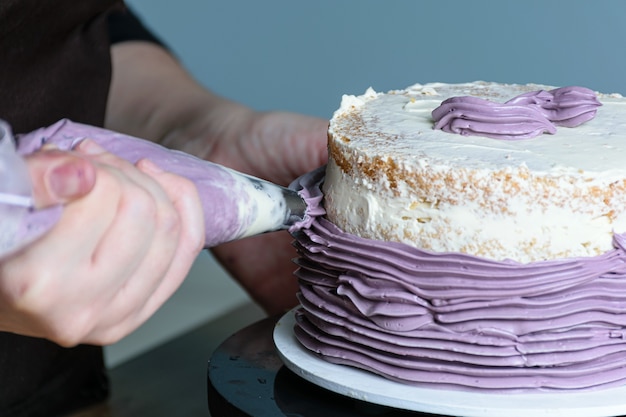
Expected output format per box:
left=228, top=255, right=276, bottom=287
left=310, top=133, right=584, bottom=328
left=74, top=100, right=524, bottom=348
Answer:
left=223, top=169, right=309, bottom=241
left=282, top=186, right=308, bottom=227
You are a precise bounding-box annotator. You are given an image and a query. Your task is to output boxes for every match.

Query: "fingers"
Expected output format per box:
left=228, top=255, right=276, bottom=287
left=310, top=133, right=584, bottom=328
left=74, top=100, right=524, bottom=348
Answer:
left=23, top=148, right=96, bottom=209
left=126, top=158, right=205, bottom=307
left=1, top=141, right=205, bottom=346
left=82, top=158, right=205, bottom=344
left=69, top=152, right=204, bottom=345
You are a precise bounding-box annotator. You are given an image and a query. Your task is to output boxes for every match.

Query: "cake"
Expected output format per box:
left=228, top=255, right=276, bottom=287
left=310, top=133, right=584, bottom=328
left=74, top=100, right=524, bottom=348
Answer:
left=290, top=81, right=626, bottom=391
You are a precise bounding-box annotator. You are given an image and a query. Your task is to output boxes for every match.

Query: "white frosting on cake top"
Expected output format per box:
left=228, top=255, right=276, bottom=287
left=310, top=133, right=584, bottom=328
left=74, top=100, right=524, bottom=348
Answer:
left=325, top=81, right=626, bottom=263
left=336, top=82, right=625, bottom=174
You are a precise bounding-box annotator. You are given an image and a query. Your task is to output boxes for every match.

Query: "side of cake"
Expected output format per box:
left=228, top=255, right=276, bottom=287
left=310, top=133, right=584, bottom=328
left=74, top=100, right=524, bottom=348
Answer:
left=290, top=82, right=626, bottom=391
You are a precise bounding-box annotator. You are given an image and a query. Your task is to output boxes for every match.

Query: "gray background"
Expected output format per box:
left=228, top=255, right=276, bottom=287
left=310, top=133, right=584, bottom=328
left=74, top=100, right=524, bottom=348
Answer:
left=127, top=0, right=625, bottom=119
left=106, top=0, right=626, bottom=365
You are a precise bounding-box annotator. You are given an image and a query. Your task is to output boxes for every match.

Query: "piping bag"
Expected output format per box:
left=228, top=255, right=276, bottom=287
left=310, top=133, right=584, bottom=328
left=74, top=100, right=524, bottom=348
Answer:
left=0, top=119, right=312, bottom=259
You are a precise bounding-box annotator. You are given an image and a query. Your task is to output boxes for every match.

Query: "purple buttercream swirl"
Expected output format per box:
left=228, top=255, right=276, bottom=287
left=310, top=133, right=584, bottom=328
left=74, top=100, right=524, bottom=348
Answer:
left=289, top=168, right=626, bottom=391
left=431, top=86, right=602, bottom=139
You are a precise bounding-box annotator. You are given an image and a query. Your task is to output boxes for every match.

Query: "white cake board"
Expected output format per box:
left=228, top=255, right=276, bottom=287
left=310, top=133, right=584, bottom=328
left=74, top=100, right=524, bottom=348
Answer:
left=273, top=309, right=626, bottom=417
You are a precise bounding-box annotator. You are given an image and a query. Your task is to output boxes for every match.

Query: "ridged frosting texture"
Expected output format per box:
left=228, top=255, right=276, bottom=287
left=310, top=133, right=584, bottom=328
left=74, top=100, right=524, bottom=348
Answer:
left=290, top=168, right=626, bottom=391
left=325, top=82, right=626, bottom=263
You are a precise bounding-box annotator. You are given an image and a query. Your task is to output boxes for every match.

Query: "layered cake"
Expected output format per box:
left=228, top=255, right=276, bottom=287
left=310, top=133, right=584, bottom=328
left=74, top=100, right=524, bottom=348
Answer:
left=290, top=81, right=626, bottom=391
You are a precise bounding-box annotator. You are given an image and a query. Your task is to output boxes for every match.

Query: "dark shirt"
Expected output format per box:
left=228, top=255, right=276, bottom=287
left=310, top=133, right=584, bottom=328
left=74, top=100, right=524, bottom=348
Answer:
left=0, top=2, right=163, bottom=416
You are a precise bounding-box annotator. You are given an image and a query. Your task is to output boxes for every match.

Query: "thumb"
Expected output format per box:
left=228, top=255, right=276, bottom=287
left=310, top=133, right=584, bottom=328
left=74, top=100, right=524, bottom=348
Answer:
left=24, top=149, right=97, bottom=209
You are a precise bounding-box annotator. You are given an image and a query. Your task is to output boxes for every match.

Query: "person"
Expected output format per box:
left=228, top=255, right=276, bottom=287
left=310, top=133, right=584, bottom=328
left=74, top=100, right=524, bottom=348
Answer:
left=0, top=1, right=328, bottom=416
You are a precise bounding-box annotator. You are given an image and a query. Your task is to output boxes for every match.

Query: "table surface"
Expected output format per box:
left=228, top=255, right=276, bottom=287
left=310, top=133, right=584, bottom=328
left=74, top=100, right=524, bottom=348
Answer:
left=65, top=302, right=265, bottom=417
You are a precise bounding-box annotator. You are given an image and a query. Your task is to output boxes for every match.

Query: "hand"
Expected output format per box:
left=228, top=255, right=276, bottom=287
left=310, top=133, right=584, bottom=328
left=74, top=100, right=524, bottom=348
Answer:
left=207, top=111, right=328, bottom=315
left=0, top=140, right=205, bottom=346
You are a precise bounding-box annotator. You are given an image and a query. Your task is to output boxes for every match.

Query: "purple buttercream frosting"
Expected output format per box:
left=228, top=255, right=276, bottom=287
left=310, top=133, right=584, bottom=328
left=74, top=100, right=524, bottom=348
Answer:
left=289, top=167, right=626, bottom=391
left=432, top=86, right=602, bottom=139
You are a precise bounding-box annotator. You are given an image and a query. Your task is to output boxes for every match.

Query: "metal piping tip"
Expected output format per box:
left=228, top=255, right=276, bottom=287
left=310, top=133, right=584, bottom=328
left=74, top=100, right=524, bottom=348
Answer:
left=281, top=187, right=308, bottom=227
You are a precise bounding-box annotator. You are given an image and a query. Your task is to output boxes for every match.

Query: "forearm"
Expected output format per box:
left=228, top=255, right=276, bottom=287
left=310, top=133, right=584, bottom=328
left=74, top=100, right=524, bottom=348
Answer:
left=106, top=41, right=328, bottom=183
left=105, top=41, right=251, bottom=159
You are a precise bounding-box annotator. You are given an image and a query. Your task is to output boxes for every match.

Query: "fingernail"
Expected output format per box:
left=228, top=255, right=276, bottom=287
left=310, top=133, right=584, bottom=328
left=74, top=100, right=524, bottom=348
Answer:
left=75, top=138, right=106, bottom=155
left=49, top=161, right=91, bottom=199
